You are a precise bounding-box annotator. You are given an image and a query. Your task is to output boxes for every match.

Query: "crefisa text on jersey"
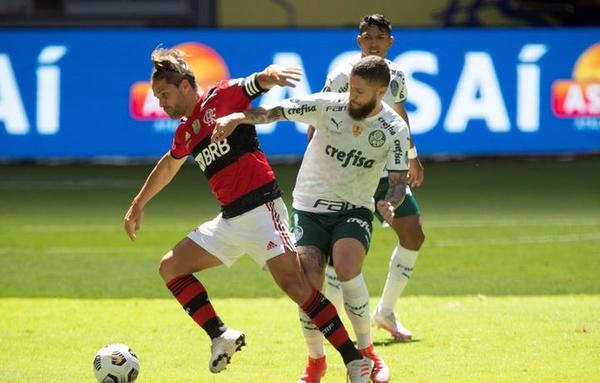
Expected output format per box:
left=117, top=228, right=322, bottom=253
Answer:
left=324, top=145, right=376, bottom=168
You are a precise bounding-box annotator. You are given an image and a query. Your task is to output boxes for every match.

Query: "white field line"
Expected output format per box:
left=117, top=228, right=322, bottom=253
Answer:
left=3, top=218, right=599, bottom=233
left=0, top=179, right=140, bottom=190
left=430, top=232, right=600, bottom=247
left=425, top=218, right=600, bottom=228
left=1, top=233, right=599, bottom=255
left=0, top=247, right=156, bottom=255
left=1, top=225, right=191, bottom=233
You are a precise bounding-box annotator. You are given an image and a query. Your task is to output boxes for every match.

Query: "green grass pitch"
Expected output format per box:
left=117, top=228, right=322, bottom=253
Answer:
left=1, top=158, right=599, bottom=382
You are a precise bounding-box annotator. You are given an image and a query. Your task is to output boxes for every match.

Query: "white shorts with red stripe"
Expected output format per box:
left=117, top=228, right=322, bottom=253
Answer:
left=187, top=197, right=296, bottom=269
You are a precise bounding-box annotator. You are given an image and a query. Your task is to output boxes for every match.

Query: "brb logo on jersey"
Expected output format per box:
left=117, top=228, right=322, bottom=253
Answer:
left=551, top=43, right=600, bottom=130
left=194, top=139, right=231, bottom=171
left=130, top=42, right=230, bottom=130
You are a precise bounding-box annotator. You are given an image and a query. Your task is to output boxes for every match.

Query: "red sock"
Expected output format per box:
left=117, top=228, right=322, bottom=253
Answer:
left=166, top=275, right=226, bottom=339
left=301, top=289, right=362, bottom=365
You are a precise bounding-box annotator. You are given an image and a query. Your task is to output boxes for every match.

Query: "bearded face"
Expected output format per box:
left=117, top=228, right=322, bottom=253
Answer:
left=348, top=95, right=378, bottom=120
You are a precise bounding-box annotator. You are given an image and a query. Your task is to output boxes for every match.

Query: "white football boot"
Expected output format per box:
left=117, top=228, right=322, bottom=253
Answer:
left=372, top=307, right=413, bottom=341
left=345, top=356, right=372, bottom=383
left=209, top=328, right=246, bottom=373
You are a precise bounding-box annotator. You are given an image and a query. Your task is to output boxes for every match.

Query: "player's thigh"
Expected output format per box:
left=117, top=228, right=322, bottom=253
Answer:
left=267, top=249, right=313, bottom=304
left=330, top=208, right=373, bottom=281
left=290, top=209, right=331, bottom=287
left=297, top=245, right=327, bottom=290
left=186, top=214, right=246, bottom=268
left=160, top=237, right=223, bottom=280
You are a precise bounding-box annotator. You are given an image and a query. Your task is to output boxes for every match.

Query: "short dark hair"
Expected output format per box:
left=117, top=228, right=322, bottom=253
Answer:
left=351, top=56, right=391, bottom=88
left=150, top=47, right=197, bottom=90
left=359, top=14, right=392, bottom=35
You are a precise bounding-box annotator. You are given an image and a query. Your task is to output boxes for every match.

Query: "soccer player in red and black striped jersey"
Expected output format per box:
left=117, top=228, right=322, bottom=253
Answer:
left=123, top=47, right=371, bottom=381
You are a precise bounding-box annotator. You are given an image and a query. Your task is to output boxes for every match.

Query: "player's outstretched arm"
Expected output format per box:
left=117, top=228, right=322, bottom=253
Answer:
left=256, top=65, right=302, bottom=90
left=211, top=106, right=286, bottom=143
left=124, top=152, right=186, bottom=241
left=376, top=170, right=408, bottom=225
left=394, top=102, right=424, bottom=187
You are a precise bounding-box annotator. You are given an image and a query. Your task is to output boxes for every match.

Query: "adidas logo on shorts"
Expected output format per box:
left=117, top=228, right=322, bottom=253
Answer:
left=266, top=241, right=277, bottom=250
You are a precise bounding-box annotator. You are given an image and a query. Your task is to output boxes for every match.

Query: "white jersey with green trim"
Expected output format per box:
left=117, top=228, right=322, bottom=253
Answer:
left=324, top=56, right=410, bottom=183
left=281, top=92, right=410, bottom=213
left=323, top=56, right=407, bottom=106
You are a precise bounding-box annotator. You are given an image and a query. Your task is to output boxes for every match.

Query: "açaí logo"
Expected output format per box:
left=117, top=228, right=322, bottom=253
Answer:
left=552, top=42, right=600, bottom=130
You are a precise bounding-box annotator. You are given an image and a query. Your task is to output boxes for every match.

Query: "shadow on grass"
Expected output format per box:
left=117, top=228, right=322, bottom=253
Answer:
left=372, top=338, right=423, bottom=347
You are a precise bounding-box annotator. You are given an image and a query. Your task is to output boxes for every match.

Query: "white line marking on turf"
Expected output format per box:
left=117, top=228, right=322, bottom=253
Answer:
left=4, top=225, right=188, bottom=232
left=0, top=247, right=156, bottom=255
left=1, top=233, right=598, bottom=255
left=0, top=179, right=140, bottom=190
left=431, top=232, right=600, bottom=247
left=5, top=218, right=599, bottom=233
left=425, top=218, right=600, bottom=228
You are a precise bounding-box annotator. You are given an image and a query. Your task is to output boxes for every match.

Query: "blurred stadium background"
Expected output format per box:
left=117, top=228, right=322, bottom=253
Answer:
left=1, top=1, right=599, bottom=382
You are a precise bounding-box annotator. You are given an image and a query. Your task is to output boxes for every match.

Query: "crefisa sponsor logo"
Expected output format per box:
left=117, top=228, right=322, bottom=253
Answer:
left=129, top=42, right=230, bottom=132
left=551, top=42, right=600, bottom=130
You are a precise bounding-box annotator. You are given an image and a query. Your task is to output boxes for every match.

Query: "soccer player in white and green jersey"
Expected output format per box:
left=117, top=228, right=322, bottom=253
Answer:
left=213, top=56, right=409, bottom=383
left=311, top=14, right=426, bottom=344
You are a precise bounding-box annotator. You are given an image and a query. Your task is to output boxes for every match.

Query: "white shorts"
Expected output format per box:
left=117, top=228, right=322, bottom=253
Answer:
left=187, top=197, right=296, bottom=268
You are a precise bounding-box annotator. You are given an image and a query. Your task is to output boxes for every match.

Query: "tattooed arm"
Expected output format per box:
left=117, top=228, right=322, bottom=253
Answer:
left=211, top=106, right=286, bottom=143
left=376, top=170, right=408, bottom=225
left=240, top=106, right=286, bottom=125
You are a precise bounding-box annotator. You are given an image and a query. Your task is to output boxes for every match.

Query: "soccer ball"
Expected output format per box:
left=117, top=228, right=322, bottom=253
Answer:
left=93, top=344, right=140, bottom=383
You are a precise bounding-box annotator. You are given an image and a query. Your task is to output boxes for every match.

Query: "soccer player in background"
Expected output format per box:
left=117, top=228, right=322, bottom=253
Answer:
left=123, top=47, right=372, bottom=382
left=311, top=14, right=426, bottom=343
left=213, top=55, right=410, bottom=383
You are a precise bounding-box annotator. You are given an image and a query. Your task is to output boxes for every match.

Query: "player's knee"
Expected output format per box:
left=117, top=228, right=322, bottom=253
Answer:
left=281, top=275, right=311, bottom=305
left=412, top=228, right=426, bottom=249
left=158, top=251, right=180, bottom=282
left=398, top=223, right=425, bottom=250
left=334, top=264, right=361, bottom=283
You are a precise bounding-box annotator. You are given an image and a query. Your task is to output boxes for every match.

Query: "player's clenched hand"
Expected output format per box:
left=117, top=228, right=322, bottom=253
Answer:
left=124, top=202, right=144, bottom=241
left=212, top=112, right=244, bottom=143
left=259, top=65, right=302, bottom=89
left=407, top=158, right=424, bottom=188
left=377, top=200, right=395, bottom=226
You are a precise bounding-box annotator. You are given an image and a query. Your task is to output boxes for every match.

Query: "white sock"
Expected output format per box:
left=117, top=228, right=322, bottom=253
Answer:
left=324, top=265, right=344, bottom=314
left=378, top=244, right=419, bottom=313
left=298, top=307, right=325, bottom=358
left=340, top=273, right=371, bottom=349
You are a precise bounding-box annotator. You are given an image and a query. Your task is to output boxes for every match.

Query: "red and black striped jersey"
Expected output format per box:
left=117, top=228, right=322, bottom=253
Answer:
left=170, top=74, right=281, bottom=218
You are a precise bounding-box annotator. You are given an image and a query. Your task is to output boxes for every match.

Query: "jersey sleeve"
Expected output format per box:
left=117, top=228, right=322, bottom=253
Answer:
left=239, top=72, right=268, bottom=100
left=280, top=93, right=329, bottom=126
left=322, top=70, right=349, bottom=93
left=386, top=120, right=411, bottom=172
left=391, top=71, right=408, bottom=104
left=170, top=122, right=190, bottom=159
left=213, top=73, right=268, bottom=110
